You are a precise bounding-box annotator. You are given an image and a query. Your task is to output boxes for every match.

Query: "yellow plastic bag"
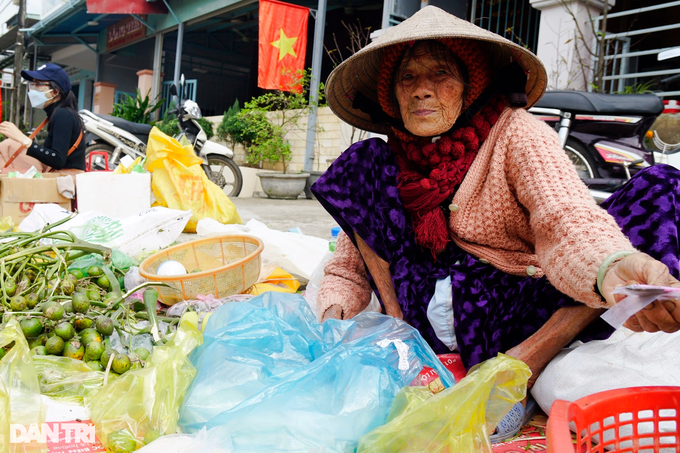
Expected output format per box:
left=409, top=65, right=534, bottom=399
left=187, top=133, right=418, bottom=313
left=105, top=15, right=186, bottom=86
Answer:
left=113, top=156, right=145, bottom=174
left=144, top=127, right=242, bottom=233
left=0, top=318, right=46, bottom=453
left=84, top=319, right=202, bottom=450
left=0, top=216, right=14, bottom=233
left=357, top=354, right=531, bottom=453
left=246, top=267, right=300, bottom=295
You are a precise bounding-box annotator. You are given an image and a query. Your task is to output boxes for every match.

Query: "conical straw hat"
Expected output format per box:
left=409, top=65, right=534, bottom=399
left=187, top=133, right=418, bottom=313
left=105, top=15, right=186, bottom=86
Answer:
left=325, top=5, right=547, bottom=134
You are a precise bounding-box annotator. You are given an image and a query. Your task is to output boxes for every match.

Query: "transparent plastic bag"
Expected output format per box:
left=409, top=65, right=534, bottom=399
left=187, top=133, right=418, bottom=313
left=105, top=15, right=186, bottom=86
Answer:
left=67, top=250, right=135, bottom=275
left=357, top=354, right=531, bottom=453
left=178, top=292, right=455, bottom=453
left=0, top=318, right=46, bottom=453
left=32, top=356, right=107, bottom=404
left=165, top=295, right=233, bottom=317
left=84, top=319, right=203, bottom=449
left=304, top=251, right=381, bottom=320
left=124, top=266, right=146, bottom=292
left=302, top=250, right=334, bottom=318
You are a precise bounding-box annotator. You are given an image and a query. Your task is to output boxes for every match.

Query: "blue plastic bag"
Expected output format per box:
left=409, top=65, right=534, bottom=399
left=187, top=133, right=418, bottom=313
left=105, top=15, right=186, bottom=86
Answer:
left=178, top=293, right=455, bottom=453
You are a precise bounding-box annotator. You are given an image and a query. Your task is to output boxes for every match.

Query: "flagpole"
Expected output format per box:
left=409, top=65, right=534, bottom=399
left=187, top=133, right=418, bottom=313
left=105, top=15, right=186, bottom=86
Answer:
left=303, top=0, right=327, bottom=172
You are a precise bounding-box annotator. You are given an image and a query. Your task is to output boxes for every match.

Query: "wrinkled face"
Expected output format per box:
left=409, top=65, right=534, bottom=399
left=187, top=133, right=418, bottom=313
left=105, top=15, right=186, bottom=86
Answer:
left=394, top=43, right=466, bottom=137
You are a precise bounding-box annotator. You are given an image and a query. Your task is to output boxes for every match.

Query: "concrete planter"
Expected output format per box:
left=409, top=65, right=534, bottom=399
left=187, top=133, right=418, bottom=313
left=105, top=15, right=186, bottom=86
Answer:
left=238, top=166, right=274, bottom=198
left=257, top=172, right=311, bottom=199
left=304, top=170, right=325, bottom=200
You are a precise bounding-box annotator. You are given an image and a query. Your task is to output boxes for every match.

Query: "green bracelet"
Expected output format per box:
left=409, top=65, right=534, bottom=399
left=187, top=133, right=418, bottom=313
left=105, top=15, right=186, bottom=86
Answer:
left=597, top=250, right=636, bottom=295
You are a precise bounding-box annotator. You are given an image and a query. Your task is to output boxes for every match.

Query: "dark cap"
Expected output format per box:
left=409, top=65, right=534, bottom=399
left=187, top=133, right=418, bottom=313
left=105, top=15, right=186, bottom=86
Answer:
left=21, top=63, right=71, bottom=94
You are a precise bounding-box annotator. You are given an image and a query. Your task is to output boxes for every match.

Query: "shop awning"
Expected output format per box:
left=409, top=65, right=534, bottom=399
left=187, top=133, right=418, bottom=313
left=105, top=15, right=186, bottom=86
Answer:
left=0, top=31, right=18, bottom=52
left=0, top=53, right=15, bottom=70
left=0, top=18, right=39, bottom=51
left=23, top=0, right=88, bottom=38
left=22, top=0, right=128, bottom=48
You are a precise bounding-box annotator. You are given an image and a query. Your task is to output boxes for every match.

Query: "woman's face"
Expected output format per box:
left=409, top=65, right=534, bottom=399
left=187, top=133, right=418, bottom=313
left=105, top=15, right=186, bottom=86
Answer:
left=29, top=79, right=59, bottom=105
left=394, top=44, right=465, bottom=137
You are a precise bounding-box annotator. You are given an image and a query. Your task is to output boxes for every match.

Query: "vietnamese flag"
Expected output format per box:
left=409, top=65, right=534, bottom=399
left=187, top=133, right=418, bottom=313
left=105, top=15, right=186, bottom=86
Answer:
left=258, top=0, right=309, bottom=92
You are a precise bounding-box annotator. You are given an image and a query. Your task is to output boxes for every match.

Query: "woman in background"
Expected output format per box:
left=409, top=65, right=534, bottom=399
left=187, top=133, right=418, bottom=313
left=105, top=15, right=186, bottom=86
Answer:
left=0, top=63, right=85, bottom=175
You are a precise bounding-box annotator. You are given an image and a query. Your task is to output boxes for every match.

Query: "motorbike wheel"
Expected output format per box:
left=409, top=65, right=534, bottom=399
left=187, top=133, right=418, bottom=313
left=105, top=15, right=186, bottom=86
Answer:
left=85, top=144, right=117, bottom=171
left=565, top=139, right=599, bottom=179
left=205, top=154, right=243, bottom=198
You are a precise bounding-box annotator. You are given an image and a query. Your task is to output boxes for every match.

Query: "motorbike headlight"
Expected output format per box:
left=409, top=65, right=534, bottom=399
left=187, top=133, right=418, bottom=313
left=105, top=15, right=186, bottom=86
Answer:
left=183, top=100, right=202, bottom=119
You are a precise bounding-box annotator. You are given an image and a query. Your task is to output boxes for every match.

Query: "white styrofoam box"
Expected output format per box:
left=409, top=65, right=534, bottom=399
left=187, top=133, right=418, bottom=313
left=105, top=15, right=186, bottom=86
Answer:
left=76, top=172, right=152, bottom=218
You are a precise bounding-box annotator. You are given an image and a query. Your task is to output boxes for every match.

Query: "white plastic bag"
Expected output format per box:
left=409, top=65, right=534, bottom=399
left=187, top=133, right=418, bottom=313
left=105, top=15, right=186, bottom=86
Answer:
left=196, top=218, right=328, bottom=280
left=165, top=295, right=254, bottom=317
left=136, top=427, right=233, bottom=453
left=532, top=328, right=680, bottom=414
left=124, top=266, right=147, bottom=292
left=19, top=205, right=192, bottom=258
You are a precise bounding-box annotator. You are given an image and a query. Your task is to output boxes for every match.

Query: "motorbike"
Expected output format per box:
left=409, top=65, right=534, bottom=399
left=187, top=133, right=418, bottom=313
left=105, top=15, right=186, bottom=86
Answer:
left=78, top=78, right=243, bottom=198
left=529, top=90, right=679, bottom=203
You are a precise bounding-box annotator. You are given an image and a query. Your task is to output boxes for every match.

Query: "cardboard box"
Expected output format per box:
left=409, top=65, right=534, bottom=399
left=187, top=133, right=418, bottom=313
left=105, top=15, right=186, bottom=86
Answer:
left=0, top=174, right=71, bottom=224
left=76, top=172, right=152, bottom=218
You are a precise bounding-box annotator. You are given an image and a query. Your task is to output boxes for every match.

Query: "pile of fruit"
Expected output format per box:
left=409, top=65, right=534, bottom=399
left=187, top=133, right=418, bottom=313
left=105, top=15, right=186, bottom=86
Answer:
left=0, top=218, right=173, bottom=375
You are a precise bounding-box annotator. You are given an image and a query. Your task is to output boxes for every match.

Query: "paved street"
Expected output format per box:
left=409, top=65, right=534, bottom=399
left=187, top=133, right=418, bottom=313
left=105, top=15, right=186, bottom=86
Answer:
left=231, top=197, right=339, bottom=239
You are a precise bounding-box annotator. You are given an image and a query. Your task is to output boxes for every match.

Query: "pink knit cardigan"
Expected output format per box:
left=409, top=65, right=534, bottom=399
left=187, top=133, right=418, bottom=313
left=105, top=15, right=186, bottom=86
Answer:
left=317, top=108, right=636, bottom=318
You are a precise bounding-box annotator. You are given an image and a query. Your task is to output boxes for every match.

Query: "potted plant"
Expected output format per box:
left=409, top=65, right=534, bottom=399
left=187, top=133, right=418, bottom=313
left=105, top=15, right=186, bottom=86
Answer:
left=255, top=129, right=309, bottom=199
left=112, top=89, right=164, bottom=124
left=219, top=70, right=325, bottom=199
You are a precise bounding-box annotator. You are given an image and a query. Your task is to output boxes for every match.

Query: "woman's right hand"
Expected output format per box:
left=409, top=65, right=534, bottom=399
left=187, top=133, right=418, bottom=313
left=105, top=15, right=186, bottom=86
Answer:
left=321, top=304, right=343, bottom=321
left=601, top=252, right=680, bottom=333
left=0, top=122, right=29, bottom=145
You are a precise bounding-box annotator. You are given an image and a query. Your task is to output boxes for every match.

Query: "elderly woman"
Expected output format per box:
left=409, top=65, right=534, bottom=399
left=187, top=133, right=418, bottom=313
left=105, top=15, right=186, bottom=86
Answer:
left=311, top=6, right=680, bottom=437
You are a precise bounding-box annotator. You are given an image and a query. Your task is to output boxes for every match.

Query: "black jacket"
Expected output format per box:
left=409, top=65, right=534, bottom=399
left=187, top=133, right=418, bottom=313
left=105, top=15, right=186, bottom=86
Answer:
left=26, top=104, right=86, bottom=170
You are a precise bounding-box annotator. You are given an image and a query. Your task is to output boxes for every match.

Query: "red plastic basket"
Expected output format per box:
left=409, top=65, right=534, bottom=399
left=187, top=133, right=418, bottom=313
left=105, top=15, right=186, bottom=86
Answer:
left=548, top=387, right=680, bottom=453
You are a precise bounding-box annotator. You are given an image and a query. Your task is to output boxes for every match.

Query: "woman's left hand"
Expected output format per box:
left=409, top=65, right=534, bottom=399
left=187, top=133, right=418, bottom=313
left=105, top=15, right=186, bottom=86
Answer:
left=601, top=252, right=680, bottom=333
left=0, top=122, right=29, bottom=144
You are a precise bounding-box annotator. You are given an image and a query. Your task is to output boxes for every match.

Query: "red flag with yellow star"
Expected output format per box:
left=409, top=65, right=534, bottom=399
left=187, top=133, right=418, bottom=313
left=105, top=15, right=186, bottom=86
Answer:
left=258, top=0, right=309, bottom=92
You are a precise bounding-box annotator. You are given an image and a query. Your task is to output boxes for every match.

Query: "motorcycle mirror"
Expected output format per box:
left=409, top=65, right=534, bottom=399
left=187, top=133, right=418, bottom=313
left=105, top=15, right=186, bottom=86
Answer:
left=169, top=84, right=178, bottom=96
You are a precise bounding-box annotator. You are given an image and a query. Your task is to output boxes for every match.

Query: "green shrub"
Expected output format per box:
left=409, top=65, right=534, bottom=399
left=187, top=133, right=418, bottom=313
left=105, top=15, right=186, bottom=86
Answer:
left=222, top=110, right=272, bottom=150
left=217, top=99, right=241, bottom=145
left=196, top=117, right=214, bottom=140
left=252, top=128, right=291, bottom=168
left=154, top=109, right=214, bottom=140
left=155, top=109, right=180, bottom=137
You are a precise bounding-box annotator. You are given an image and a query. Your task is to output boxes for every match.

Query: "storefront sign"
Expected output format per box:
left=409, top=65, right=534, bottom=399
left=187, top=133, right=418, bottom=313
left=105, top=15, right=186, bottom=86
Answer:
left=86, top=0, right=167, bottom=14
left=107, top=16, right=146, bottom=51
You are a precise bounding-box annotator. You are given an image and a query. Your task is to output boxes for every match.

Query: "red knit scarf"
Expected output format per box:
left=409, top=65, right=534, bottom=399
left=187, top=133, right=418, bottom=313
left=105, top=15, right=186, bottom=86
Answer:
left=375, top=39, right=509, bottom=256
left=388, top=97, right=506, bottom=255
left=371, top=37, right=520, bottom=255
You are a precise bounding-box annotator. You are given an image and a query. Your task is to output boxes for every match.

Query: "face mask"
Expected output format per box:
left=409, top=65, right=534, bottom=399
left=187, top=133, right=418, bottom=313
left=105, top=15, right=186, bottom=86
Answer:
left=27, top=89, right=54, bottom=109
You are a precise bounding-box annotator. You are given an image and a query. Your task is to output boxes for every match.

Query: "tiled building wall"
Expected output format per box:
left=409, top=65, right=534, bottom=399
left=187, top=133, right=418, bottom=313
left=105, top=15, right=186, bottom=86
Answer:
left=206, top=106, right=377, bottom=173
